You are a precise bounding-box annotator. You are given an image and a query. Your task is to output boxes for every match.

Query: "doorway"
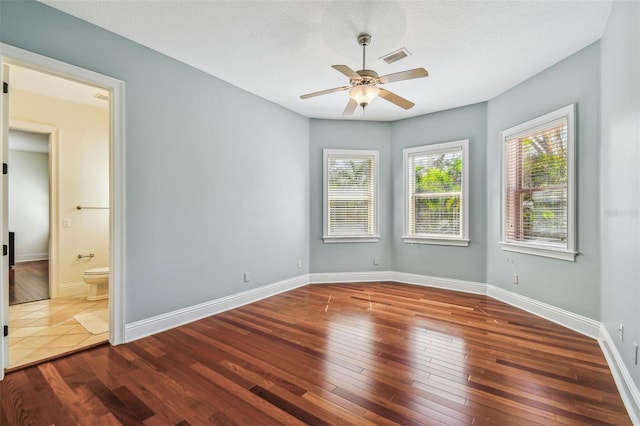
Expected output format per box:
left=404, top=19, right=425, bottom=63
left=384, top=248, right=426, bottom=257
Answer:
left=0, top=44, right=126, bottom=380
left=8, top=129, right=50, bottom=305
left=7, top=65, right=111, bottom=369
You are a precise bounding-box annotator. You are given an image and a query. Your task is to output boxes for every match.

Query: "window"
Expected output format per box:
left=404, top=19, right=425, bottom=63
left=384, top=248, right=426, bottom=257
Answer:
left=499, top=104, right=576, bottom=261
left=403, top=140, right=469, bottom=246
left=323, top=149, right=379, bottom=243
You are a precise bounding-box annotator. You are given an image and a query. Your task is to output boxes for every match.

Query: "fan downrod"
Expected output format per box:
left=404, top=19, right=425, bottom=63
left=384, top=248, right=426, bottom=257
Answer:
left=357, top=33, right=372, bottom=74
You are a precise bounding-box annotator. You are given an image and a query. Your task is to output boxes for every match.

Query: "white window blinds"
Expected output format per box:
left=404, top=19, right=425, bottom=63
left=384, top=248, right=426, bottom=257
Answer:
left=403, top=140, right=469, bottom=246
left=324, top=150, right=379, bottom=242
left=505, top=119, right=568, bottom=246
left=409, top=150, right=462, bottom=236
left=499, top=104, right=576, bottom=261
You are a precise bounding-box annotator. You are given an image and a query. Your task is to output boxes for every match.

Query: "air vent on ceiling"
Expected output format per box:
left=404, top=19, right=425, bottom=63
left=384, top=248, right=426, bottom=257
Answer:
left=380, top=47, right=411, bottom=64
left=94, top=92, right=109, bottom=101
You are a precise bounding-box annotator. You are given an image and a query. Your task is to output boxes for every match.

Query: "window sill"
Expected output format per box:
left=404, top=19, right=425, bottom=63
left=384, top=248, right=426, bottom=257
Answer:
left=323, top=235, right=380, bottom=244
left=403, top=237, right=470, bottom=247
left=498, top=242, right=577, bottom=261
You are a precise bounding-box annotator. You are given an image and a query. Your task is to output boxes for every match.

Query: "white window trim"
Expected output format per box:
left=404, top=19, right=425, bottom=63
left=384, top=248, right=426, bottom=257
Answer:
left=323, top=149, right=380, bottom=243
left=499, top=104, right=577, bottom=261
left=402, top=139, right=470, bottom=246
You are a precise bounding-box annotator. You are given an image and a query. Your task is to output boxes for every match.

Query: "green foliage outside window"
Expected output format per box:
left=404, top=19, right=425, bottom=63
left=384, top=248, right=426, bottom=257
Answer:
left=519, top=127, right=568, bottom=243
left=413, top=154, right=462, bottom=235
left=329, top=159, right=371, bottom=188
left=416, top=156, right=462, bottom=193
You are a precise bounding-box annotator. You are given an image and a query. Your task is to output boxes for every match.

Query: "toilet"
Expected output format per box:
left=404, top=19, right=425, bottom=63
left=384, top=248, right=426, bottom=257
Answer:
left=83, top=267, right=109, bottom=301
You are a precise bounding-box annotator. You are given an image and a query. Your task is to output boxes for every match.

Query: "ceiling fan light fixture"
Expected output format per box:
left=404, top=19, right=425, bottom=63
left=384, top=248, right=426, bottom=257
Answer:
left=349, top=84, right=379, bottom=107
left=299, top=32, right=428, bottom=115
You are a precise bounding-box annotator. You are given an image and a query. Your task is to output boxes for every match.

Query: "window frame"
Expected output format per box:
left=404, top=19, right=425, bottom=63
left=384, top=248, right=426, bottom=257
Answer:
left=402, top=139, right=470, bottom=246
left=323, top=149, right=380, bottom=243
left=498, top=104, right=577, bottom=261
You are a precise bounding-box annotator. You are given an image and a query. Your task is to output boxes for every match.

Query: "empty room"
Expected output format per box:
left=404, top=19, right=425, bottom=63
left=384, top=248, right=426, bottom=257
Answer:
left=0, top=0, right=639, bottom=424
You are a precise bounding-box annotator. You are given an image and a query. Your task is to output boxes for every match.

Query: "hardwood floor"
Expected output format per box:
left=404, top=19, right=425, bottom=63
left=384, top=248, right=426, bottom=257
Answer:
left=0, top=282, right=631, bottom=425
left=9, top=260, right=49, bottom=305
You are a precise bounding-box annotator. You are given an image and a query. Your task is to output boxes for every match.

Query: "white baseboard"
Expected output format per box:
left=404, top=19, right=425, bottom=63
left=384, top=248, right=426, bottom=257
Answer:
left=391, top=271, right=486, bottom=295
left=57, top=281, right=88, bottom=298
left=125, top=274, right=309, bottom=342
left=120, top=269, right=638, bottom=422
left=15, top=253, right=48, bottom=262
left=307, top=271, right=597, bottom=337
left=309, top=270, right=393, bottom=283
left=487, top=285, right=600, bottom=339
left=599, top=325, right=640, bottom=425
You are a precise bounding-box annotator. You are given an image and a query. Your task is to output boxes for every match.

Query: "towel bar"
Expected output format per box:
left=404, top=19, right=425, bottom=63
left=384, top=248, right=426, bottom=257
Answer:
left=77, top=206, right=108, bottom=210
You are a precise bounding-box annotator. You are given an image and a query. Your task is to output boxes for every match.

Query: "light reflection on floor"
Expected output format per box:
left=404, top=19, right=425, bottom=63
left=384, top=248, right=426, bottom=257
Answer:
left=319, top=287, right=472, bottom=409
left=8, top=295, right=109, bottom=368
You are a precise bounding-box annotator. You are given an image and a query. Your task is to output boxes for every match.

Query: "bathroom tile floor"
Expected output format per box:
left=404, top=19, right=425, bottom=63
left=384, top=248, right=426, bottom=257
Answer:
left=8, top=296, right=108, bottom=369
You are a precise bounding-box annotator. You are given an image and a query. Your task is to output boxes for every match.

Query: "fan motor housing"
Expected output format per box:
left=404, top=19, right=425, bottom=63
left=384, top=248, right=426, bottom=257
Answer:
left=353, top=69, right=379, bottom=86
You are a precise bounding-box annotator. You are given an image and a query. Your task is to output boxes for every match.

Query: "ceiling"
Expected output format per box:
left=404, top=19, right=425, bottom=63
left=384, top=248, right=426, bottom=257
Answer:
left=9, top=64, right=110, bottom=109
left=38, top=1, right=612, bottom=122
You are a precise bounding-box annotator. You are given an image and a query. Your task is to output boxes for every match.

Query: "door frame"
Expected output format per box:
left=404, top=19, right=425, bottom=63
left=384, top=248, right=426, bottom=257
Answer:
left=0, top=43, right=126, bottom=380
left=9, top=120, right=59, bottom=299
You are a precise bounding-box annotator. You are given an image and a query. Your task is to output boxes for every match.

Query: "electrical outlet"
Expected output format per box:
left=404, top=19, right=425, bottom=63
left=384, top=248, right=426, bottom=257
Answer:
left=244, top=272, right=250, bottom=283
left=297, top=260, right=302, bottom=269
left=373, top=257, right=379, bottom=266
left=619, top=324, right=624, bottom=341
left=512, top=273, right=518, bottom=285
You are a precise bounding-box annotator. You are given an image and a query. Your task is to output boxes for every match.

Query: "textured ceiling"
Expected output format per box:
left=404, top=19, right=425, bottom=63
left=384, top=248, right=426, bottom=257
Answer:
left=39, top=1, right=612, bottom=121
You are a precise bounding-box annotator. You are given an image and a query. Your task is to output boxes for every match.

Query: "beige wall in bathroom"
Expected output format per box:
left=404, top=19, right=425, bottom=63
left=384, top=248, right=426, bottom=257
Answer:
left=10, top=88, right=109, bottom=298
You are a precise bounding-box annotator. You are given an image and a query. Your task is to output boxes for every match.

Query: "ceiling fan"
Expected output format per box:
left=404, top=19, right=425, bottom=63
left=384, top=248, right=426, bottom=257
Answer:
left=300, top=33, right=429, bottom=115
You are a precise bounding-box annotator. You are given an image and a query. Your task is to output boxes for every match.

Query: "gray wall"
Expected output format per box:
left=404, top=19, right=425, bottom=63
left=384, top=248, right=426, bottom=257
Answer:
left=310, top=104, right=487, bottom=282
left=600, top=0, right=640, bottom=389
left=309, top=120, right=392, bottom=273
left=2, top=2, right=638, bottom=380
left=485, top=42, right=602, bottom=320
left=0, top=0, right=310, bottom=322
left=391, top=103, right=487, bottom=282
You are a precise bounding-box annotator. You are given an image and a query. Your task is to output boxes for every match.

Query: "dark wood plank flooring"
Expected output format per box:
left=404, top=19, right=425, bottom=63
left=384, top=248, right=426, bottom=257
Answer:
left=0, top=282, right=631, bottom=425
left=9, top=260, right=49, bottom=305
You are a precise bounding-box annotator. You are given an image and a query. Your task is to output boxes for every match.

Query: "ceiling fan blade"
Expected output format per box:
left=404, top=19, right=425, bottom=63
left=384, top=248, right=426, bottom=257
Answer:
left=378, top=68, right=428, bottom=84
left=378, top=88, right=415, bottom=110
left=332, top=65, right=361, bottom=80
left=342, top=98, right=358, bottom=116
left=300, top=86, right=350, bottom=99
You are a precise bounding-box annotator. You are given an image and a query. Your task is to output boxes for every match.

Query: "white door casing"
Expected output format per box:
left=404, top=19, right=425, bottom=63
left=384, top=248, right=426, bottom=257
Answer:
left=9, top=120, right=59, bottom=299
left=0, top=63, right=9, bottom=381
left=0, top=43, right=126, bottom=379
